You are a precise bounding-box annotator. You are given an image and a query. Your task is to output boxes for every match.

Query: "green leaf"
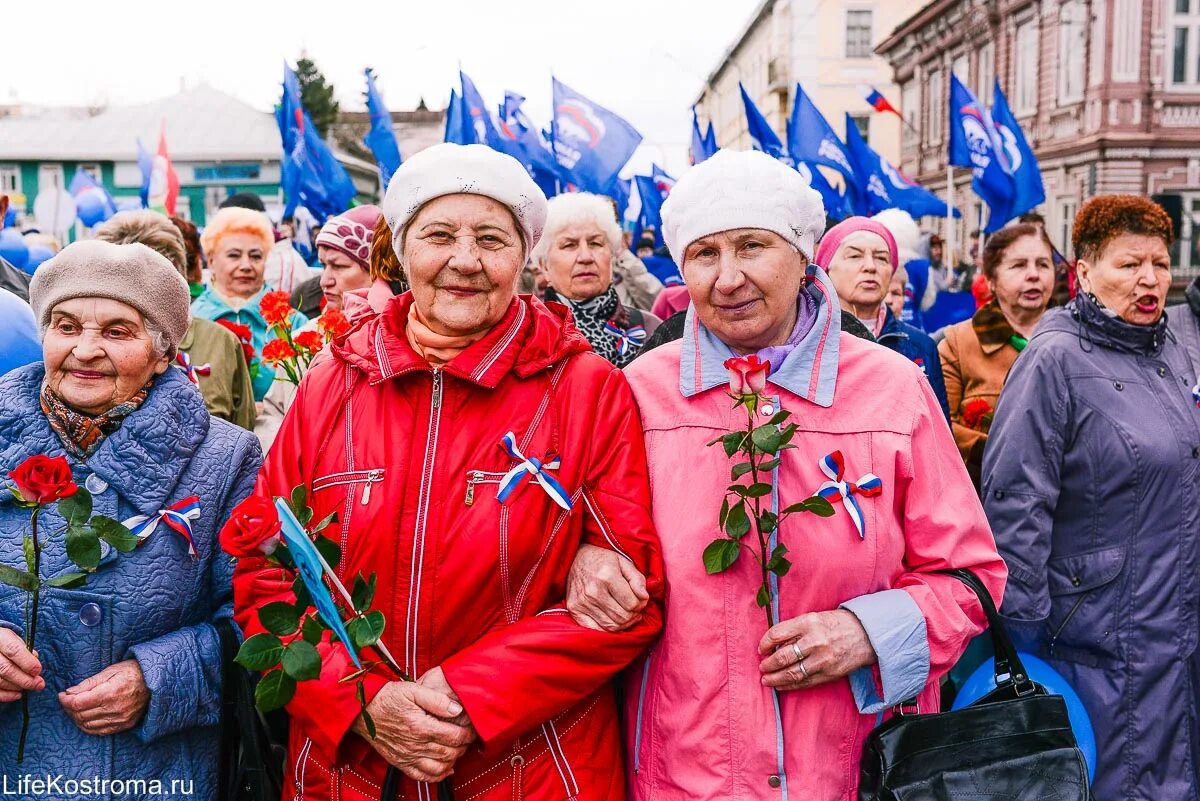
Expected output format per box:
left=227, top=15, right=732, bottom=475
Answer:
left=45, top=572, right=88, bottom=589
left=22, top=536, right=34, bottom=573
left=351, top=573, right=377, bottom=613
left=314, top=536, right=341, bottom=570
left=730, top=462, right=755, bottom=481
left=765, top=543, right=791, bottom=577
left=725, top=502, right=751, bottom=539
left=93, top=516, right=139, bottom=553
left=732, top=482, right=773, bottom=499
left=0, top=564, right=37, bottom=591
left=721, top=432, right=746, bottom=458
left=781, top=496, right=837, bottom=518
left=301, top=615, right=325, bottom=645
left=758, top=510, right=778, bottom=534
left=310, top=510, right=338, bottom=535
left=65, top=527, right=101, bottom=570
left=57, top=490, right=93, bottom=525
left=289, top=485, right=307, bottom=517
left=777, top=423, right=799, bottom=446
left=702, top=539, right=740, bottom=575
left=254, top=669, right=296, bottom=712
left=756, top=584, right=772, bottom=609
left=357, top=681, right=377, bottom=738
left=281, top=640, right=322, bottom=681
left=718, top=497, right=730, bottom=529
left=258, top=602, right=301, bottom=636
left=769, top=410, right=792, bottom=426
left=751, top=425, right=783, bottom=455
left=347, top=610, right=385, bottom=648
left=757, top=458, right=781, bottom=473
left=236, top=633, right=284, bottom=671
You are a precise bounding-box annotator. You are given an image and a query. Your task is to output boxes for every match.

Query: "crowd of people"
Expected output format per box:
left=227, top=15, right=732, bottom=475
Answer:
left=0, top=142, right=1197, bottom=801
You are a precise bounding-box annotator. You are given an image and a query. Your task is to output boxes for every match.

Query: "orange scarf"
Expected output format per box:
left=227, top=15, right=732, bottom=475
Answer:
left=405, top=303, right=488, bottom=366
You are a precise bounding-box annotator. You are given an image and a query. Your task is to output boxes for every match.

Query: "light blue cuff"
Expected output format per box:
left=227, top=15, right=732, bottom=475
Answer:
left=840, top=589, right=929, bottom=714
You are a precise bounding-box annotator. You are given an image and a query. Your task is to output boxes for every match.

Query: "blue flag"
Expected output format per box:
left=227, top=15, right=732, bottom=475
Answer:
left=704, top=121, right=717, bottom=156
left=844, top=114, right=958, bottom=219
left=458, top=71, right=500, bottom=147
left=607, top=176, right=631, bottom=220
left=135, top=139, right=153, bottom=208
left=948, top=75, right=1015, bottom=232
left=551, top=77, right=642, bottom=194
left=363, top=69, right=402, bottom=191
left=690, top=109, right=717, bottom=164
left=787, top=84, right=855, bottom=181
left=497, top=91, right=560, bottom=182
left=68, top=168, right=118, bottom=227
left=443, top=89, right=464, bottom=144
left=739, top=84, right=787, bottom=160
left=632, top=175, right=665, bottom=248
left=796, top=162, right=852, bottom=221
left=278, top=64, right=356, bottom=219
left=989, top=81, right=1045, bottom=227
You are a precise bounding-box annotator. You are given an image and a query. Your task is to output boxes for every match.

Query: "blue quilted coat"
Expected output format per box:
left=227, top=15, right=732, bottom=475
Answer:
left=0, top=363, right=261, bottom=800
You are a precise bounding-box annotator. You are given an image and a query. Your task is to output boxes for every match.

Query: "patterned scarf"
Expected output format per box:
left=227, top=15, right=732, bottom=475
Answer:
left=40, top=381, right=153, bottom=460
left=552, top=286, right=642, bottom=368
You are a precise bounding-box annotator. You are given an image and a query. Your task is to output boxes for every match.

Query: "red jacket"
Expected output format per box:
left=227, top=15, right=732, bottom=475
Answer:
left=233, top=293, right=664, bottom=801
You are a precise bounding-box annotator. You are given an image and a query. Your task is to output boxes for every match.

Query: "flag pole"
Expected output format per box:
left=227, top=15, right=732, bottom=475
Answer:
left=977, top=204, right=986, bottom=265
left=946, top=166, right=955, bottom=269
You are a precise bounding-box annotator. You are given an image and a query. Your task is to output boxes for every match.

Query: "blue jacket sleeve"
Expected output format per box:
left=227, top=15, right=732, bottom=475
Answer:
left=127, top=431, right=262, bottom=742
left=922, top=341, right=952, bottom=424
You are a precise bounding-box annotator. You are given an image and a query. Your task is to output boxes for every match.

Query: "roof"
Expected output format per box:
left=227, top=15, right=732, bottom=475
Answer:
left=0, top=84, right=281, bottom=162
left=875, top=0, right=949, bottom=55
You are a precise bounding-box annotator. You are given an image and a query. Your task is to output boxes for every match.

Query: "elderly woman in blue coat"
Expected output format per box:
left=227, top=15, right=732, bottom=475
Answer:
left=0, top=240, right=261, bottom=799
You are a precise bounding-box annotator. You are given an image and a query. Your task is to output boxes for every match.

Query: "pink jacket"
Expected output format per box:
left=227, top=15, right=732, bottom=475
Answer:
left=340, top=278, right=397, bottom=323
left=621, top=267, right=1006, bottom=801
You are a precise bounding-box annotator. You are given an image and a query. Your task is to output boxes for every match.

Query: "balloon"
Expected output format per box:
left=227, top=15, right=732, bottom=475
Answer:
left=0, top=288, right=42, bottom=378
left=76, top=191, right=112, bottom=228
left=2, top=206, right=15, bottom=228
left=952, top=654, right=1096, bottom=783
left=0, top=229, right=29, bottom=270
left=25, top=245, right=54, bottom=274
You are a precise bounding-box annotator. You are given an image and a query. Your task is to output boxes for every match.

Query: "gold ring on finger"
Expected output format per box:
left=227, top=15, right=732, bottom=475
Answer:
left=797, top=661, right=810, bottom=680
left=792, top=642, right=806, bottom=664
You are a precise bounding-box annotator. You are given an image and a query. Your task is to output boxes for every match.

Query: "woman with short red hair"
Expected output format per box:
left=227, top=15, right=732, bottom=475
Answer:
left=985, top=194, right=1200, bottom=801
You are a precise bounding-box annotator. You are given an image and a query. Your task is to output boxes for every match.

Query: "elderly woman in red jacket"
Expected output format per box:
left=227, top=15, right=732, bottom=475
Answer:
left=232, top=143, right=664, bottom=801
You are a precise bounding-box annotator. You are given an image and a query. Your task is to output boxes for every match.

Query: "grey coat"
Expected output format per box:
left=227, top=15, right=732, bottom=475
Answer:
left=1166, top=276, right=1200, bottom=378
left=983, top=293, right=1200, bottom=801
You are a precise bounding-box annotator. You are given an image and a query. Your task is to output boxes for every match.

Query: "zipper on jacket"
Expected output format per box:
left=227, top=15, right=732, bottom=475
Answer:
left=633, top=649, right=653, bottom=774
left=464, top=470, right=506, bottom=506
left=1048, top=593, right=1088, bottom=651
left=359, top=469, right=384, bottom=505
left=432, top=367, right=443, bottom=409
left=405, top=366, right=445, bottom=677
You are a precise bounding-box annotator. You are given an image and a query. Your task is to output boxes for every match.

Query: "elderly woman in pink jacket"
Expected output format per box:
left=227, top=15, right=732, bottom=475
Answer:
left=565, top=150, right=1006, bottom=800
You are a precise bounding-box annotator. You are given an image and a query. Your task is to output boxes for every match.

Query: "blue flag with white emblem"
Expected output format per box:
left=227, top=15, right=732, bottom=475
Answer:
left=551, top=78, right=642, bottom=194
left=989, top=81, right=1045, bottom=227
left=949, top=75, right=1015, bottom=232
left=739, top=84, right=786, bottom=160
left=363, top=69, right=402, bottom=191
left=787, top=84, right=855, bottom=181
left=497, top=91, right=560, bottom=191
left=278, top=64, right=356, bottom=219
left=844, top=114, right=958, bottom=219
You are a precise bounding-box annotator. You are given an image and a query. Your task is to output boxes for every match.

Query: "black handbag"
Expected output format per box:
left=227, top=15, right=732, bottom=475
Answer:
left=859, top=569, right=1091, bottom=801
left=216, top=617, right=286, bottom=801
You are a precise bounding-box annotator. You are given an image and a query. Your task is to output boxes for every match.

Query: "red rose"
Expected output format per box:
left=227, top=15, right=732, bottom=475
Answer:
left=962, top=398, right=993, bottom=431
left=293, top=331, right=324, bottom=356
left=10, top=454, right=79, bottom=506
left=219, top=495, right=282, bottom=558
left=260, top=291, right=294, bottom=328
left=724, top=355, right=771, bottom=397
left=317, top=307, right=351, bottom=341
left=262, top=338, right=298, bottom=366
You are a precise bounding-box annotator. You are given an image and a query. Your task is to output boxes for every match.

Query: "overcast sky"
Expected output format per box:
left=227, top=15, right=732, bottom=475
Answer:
left=4, top=0, right=758, bottom=175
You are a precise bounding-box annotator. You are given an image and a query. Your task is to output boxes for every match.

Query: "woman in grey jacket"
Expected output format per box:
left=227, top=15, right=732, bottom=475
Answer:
left=983, top=195, right=1200, bottom=801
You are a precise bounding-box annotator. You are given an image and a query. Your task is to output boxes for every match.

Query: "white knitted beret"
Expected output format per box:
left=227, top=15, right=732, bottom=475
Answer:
left=662, top=149, right=826, bottom=265
left=382, top=143, right=548, bottom=257
left=29, top=239, right=191, bottom=353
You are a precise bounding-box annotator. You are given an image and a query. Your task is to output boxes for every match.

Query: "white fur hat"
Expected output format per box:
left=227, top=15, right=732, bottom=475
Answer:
left=382, top=143, right=548, bottom=257
left=661, top=149, right=825, bottom=265
left=871, top=208, right=921, bottom=264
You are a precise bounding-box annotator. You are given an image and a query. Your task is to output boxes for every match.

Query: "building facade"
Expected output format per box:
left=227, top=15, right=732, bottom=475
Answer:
left=877, top=0, right=1200, bottom=281
left=694, top=0, right=909, bottom=166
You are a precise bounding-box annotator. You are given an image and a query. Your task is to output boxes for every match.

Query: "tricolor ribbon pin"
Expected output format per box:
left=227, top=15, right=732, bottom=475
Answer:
left=175, top=352, right=212, bottom=385
left=124, top=495, right=202, bottom=559
left=1192, top=378, right=1199, bottom=409
left=604, top=322, right=647, bottom=357
left=496, top=432, right=574, bottom=511
left=815, top=451, right=882, bottom=540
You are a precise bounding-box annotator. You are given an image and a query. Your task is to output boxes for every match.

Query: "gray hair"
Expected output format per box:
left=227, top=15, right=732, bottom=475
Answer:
left=530, top=193, right=624, bottom=266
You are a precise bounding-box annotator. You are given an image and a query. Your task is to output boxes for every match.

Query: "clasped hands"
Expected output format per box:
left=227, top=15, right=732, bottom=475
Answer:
left=353, top=666, right=477, bottom=783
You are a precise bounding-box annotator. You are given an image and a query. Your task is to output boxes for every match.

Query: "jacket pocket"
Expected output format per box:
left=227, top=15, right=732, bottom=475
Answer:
left=1046, top=545, right=1125, bottom=666
left=463, top=470, right=506, bottom=507
left=312, top=468, right=386, bottom=506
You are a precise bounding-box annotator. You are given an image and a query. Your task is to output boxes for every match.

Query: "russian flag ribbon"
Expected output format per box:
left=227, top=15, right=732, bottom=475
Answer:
left=604, top=322, right=646, bottom=357
left=815, top=451, right=882, bottom=540
left=124, top=495, right=202, bottom=559
left=175, top=352, right=212, bottom=385
left=1192, top=378, right=1199, bottom=409
left=496, top=432, right=573, bottom=511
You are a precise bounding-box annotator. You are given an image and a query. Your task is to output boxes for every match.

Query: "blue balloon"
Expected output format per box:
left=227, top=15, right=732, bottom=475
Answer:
left=3, top=207, right=16, bottom=228
left=25, top=245, right=54, bottom=274
left=0, top=288, right=42, bottom=377
left=953, top=654, right=1096, bottom=783
left=76, top=191, right=111, bottom=228
left=0, top=229, right=29, bottom=270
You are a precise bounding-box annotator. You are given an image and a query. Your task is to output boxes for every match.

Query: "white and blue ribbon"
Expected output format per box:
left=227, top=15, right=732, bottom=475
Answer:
left=123, top=495, right=202, bottom=559
left=604, top=321, right=646, bottom=357
left=1192, top=378, right=1199, bottom=409
left=496, top=432, right=573, bottom=511
left=815, top=451, right=882, bottom=540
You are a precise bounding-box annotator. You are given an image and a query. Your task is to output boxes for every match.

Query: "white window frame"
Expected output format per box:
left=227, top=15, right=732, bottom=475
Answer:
left=1014, top=20, right=1040, bottom=115
left=1058, top=2, right=1087, bottom=103
left=1057, top=198, right=1078, bottom=256
left=1112, top=0, right=1142, bottom=82
left=38, top=164, right=64, bottom=193
left=901, top=81, right=919, bottom=148
left=846, top=8, right=874, bottom=59
left=1090, top=0, right=1108, bottom=86
left=849, top=113, right=872, bottom=145
left=1170, top=0, right=1200, bottom=86
left=928, top=68, right=944, bottom=145
left=978, top=43, right=996, bottom=99
left=0, top=165, right=20, bottom=195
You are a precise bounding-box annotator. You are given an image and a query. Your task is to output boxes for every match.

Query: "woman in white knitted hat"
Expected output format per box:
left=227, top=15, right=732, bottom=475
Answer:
left=563, top=149, right=1005, bottom=800
left=0, top=239, right=262, bottom=798
left=231, top=144, right=664, bottom=801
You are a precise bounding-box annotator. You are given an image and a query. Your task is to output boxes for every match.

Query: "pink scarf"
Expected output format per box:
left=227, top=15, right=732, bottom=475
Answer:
left=405, top=303, right=487, bottom=366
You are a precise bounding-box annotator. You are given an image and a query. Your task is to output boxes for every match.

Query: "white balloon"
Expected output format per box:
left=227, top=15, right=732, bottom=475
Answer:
left=33, top=190, right=78, bottom=236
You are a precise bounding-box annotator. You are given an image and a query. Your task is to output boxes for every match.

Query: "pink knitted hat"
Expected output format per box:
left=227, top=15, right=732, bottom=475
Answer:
left=813, top=217, right=898, bottom=272
left=315, top=205, right=383, bottom=271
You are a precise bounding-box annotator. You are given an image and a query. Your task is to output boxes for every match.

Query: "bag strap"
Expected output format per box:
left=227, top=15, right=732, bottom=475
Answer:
left=215, top=617, right=241, bottom=797
left=942, top=568, right=1036, bottom=694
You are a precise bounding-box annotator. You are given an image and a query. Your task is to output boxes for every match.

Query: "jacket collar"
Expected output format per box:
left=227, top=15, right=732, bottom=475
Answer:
left=679, top=265, right=842, bottom=407
left=875, top=307, right=909, bottom=345
left=0, top=364, right=209, bottom=516
left=972, top=301, right=1016, bottom=355
left=192, top=285, right=271, bottom=327
left=1060, top=292, right=1169, bottom=356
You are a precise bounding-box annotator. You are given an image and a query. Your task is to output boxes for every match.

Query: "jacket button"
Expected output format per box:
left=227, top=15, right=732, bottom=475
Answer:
left=84, top=474, right=108, bottom=494
left=1113, top=381, right=1124, bottom=391
left=1157, top=367, right=1167, bottom=377
left=761, top=404, right=775, bottom=416
left=79, top=603, right=102, bottom=627
left=509, top=755, right=525, bottom=768
left=768, top=775, right=782, bottom=788
left=1193, top=446, right=1200, bottom=459
left=994, top=490, right=1006, bottom=500
left=1071, top=576, right=1081, bottom=586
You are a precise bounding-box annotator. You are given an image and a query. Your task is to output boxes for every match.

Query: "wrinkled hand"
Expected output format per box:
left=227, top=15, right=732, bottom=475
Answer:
left=566, top=544, right=648, bottom=632
left=418, top=666, right=475, bottom=734
left=758, top=610, right=876, bottom=691
left=0, top=627, right=43, bottom=702
left=59, top=659, right=150, bottom=736
left=352, top=680, right=475, bottom=783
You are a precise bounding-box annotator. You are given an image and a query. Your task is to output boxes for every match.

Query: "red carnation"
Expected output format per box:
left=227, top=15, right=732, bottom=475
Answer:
left=262, top=338, right=298, bottom=366
left=962, top=398, right=994, bottom=431
left=260, top=290, right=294, bottom=327
left=10, top=454, right=79, bottom=506
left=293, top=330, right=324, bottom=356
left=219, top=495, right=282, bottom=558
left=216, top=320, right=256, bottom=365
left=317, top=307, right=351, bottom=341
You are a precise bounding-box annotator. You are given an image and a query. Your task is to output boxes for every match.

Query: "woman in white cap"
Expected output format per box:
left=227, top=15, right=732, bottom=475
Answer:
left=563, top=150, right=1005, bottom=799
left=231, top=144, right=664, bottom=801
left=0, top=239, right=261, bottom=798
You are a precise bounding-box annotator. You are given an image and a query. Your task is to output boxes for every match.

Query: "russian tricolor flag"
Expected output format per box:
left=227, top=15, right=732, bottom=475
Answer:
left=864, top=86, right=901, bottom=117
